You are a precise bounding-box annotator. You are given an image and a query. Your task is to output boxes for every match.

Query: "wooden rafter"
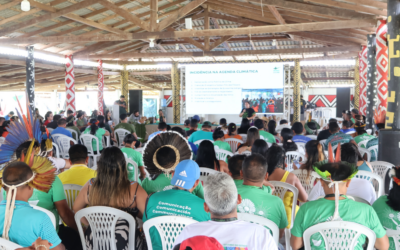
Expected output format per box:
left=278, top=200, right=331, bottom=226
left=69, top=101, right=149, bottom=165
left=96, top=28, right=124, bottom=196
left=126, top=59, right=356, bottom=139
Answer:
left=128, top=77, right=162, bottom=90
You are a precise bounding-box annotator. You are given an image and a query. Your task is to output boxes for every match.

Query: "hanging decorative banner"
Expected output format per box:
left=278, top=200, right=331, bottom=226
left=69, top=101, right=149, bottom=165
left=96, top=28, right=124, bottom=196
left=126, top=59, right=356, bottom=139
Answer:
left=376, top=20, right=388, bottom=110
left=65, top=55, right=76, bottom=114
left=98, top=60, right=104, bottom=115
left=26, top=46, right=35, bottom=111
left=366, top=35, right=377, bottom=129
left=359, top=46, right=368, bottom=115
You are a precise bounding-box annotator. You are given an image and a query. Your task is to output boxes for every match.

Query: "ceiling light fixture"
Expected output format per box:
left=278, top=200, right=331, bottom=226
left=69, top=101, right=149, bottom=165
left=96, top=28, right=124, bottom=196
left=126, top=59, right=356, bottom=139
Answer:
left=185, top=18, right=192, bottom=29
left=149, top=39, right=155, bottom=48
left=271, top=39, right=277, bottom=46
left=175, top=44, right=179, bottom=50
left=21, top=0, right=30, bottom=11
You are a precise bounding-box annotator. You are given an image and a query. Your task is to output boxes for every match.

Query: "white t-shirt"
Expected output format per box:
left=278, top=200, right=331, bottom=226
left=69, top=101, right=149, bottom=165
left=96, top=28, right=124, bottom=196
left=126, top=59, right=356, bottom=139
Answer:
left=173, top=220, right=277, bottom=250
left=308, top=178, right=377, bottom=205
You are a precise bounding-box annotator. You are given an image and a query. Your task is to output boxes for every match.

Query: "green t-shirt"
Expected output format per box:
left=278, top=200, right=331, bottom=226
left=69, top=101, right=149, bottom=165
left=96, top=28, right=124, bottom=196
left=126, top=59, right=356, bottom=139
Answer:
left=29, top=176, right=66, bottom=232
left=373, top=195, right=398, bottom=250
left=324, top=132, right=354, bottom=150
left=233, top=179, right=272, bottom=194
left=115, top=100, right=127, bottom=115
left=67, top=126, right=81, bottom=141
left=76, top=119, right=85, bottom=127
left=259, top=130, right=277, bottom=143
left=292, top=198, right=386, bottom=250
left=237, top=184, right=288, bottom=229
left=213, top=140, right=231, bottom=163
left=184, top=127, right=190, bottom=131
left=366, top=138, right=378, bottom=161
left=114, top=122, right=136, bottom=136
left=143, top=189, right=210, bottom=250
left=120, top=147, right=144, bottom=183
left=188, top=130, right=213, bottom=144
left=354, top=133, right=375, bottom=148
left=142, top=173, right=204, bottom=199
left=83, top=127, right=106, bottom=151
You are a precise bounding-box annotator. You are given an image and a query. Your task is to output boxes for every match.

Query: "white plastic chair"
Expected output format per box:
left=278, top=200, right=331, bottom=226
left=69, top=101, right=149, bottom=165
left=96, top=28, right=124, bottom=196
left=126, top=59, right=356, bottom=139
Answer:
left=260, top=135, right=265, bottom=140
left=346, top=131, right=356, bottom=136
left=285, top=151, right=307, bottom=172
left=239, top=134, right=247, bottom=143
left=237, top=213, right=279, bottom=246
left=215, top=148, right=233, bottom=161
left=274, top=136, right=281, bottom=143
left=31, top=205, right=56, bottom=229
left=52, top=134, right=77, bottom=159
left=225, top=138, right=243, bottom=152
left=53, top=143, right=60, bottom=158
left=134, top=147, right=144, bottom=154
left=193, top=139, right=213, bottom=147
left=366, top=129, right=372, bottom=135
left=355, top=170, right=384, bottom=198
left=66, top=128, right=79, bottom=141
left=358, top=147, right=372, bottom=162
left=80, top=134, right=101, bottom=170
left=269, top=181, right=299, bottom=250
left=386, top=229, right=400, bottom=250
left=47, top=128, right=54, bottom=134
left=199, top=167, right=218, bottom=185
left=143, top=216, right=198, bottom=250
left=75, top=206, right=136, bottom=250
left=358, top=139, right=369, bottom=148
left=296, top=142, right=306, bottom=152
left=306, top=135, right=317, bottom=140
left=114, top=128, right=131, bottom=148
left=292, top=169, right=317, bottom=202
left=319, top=139, right=327, bottom=147
left=0, top=238, right=22, bottom=249
left=370, top=161, right=395, bottom=193
left=63, top=184, right=82, bottom=210
left=368, top=145, right=379, bottom=161
left=303, top=221, right=376, bottom=250
left=102, top=135, right=111, bottom=148
left=126, top=158, right=139, bottom=182
left=241, top=150, right=251, bottom=156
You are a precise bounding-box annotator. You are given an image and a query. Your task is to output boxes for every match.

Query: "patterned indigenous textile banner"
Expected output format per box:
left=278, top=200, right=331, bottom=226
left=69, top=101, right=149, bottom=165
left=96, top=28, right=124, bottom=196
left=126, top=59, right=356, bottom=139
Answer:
left=98, top=60, right=104, bottom=115
left=65, top=55, right=76, bottom=114
left=376, top=20, right=388, bottom=110
left=359, top=46, right=368, bottom=115
left=26, top=46, right=35, bottom=111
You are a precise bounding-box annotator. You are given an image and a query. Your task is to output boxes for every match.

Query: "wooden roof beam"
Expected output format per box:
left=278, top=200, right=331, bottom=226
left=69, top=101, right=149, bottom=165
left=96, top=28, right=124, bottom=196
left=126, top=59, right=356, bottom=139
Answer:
left=303, top=77, right=354, bottom=81
left=128, top=77, right=162, bottom=90
left=303, top=0, right=386, bottom=16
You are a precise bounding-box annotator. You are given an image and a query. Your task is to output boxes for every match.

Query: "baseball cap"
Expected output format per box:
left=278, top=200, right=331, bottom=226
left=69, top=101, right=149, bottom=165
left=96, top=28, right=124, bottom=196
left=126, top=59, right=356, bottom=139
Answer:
left=171, top=160, right=200, bottom=190
left=202, top=121, right=212, bottom=127
left=9, top=111, right=14, bottom=115
left=179, top=236, right=224, bottom=250
left=192, top=115, right=200, bottom=121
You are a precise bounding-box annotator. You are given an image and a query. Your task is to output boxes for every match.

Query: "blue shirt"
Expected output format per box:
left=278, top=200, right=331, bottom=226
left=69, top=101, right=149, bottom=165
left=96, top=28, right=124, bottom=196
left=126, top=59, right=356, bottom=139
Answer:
left=0, top=200, right=61, bottom=248
left=340, top=128, right=356, bottom=134
left=188, top=142, right=198, bottom=156
left=148, top=131, right=164, bottom=140
left=4, top=116, right=10, bottom=121
left=293, top=135, right=312, bottom=143
left=188, top=130, right=213, bottom=144
left=51, top=127, right=72, bottom=138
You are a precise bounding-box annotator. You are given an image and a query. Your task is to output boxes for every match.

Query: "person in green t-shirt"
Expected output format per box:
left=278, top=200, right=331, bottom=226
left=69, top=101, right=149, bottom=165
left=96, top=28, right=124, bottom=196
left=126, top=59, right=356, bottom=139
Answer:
left=114, top=95, right=127, bottom=115
left=291, top=161, right=389, bottom=250
left=76, top=111, right=87, bottom=132
left=354, top=121, right=374, bottom=147
left=114, top=114, right=138, bottom=142
left=120, top=134, right=146, bottom=183
left=213, top=127, right=232, bottom=162
left=82, top=118, right=110, bottom=152
left=254, top=119, right=276, bottom=143
left=184, top=119, right=190, bottom=131
left=143, top=160, right=210, bottom=250
left=238, top=154, right=288, bottom=239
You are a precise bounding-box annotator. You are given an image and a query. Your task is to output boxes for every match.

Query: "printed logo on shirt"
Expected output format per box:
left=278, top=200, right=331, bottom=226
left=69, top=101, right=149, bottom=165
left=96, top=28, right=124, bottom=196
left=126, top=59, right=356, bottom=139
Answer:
left=179, top=170, right=187, bottom=177
left=175, top=179, right=186, bottom=187
left=224, top=247, right=249, bottom=250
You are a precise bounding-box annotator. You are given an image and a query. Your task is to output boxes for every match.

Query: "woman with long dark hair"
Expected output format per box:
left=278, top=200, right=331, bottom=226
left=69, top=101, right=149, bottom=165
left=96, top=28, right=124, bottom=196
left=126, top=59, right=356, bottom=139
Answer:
left=251, top=139, right=269, bottom=156
left=213, top=127, right=232, bottom=152
left=73, top=147, right=148, bottom=250
left=237, top=118, right=250, bottom=134
left=82, top=118, right=110, bottom=152
left=224, top=123, right=243, bottom=141
left=196, top=140, right=229, bottom=173
left=237, top=127, right=260, bottom=154
left=280, top=128, right=298, bottom=152
left=268, top=120, right=278, bottom=136
left=299, top=140, right=325, bottom=174
left=340, top=142, right=373, bottom=172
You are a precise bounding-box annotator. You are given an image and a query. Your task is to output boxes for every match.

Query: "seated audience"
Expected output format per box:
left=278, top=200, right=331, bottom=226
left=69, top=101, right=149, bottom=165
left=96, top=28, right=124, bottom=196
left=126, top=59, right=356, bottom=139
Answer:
left=354, top=121, right=374, bottom=147
left=340, top=120, right=356, bottom=134
left=183, top=119, right=190, bottom=131
left=237, top=118, right=251, bottom=134
left=129, top=110, right=141, bottom=123
left=43, top=111, right=53, bottom=126
left=46, top=114, right=61, bottom=130
left=141, top=132, right=204, bottom=198
left=97, top=115, right=112, bottom=134
left=66, top=109, right=74, bottom=118
left=196, top=140, right=229, bottom=174
left=114, top=114, right=138, bottom=140
left=219, top=118, right=228, bottom=134
left=173, top=236, right=224, bottom=250
left=143, top=160, right=210, bottom=249
left=237, top=154, right=288, bottom=239
left=213, top=127, right=232, bottom=153
left=317, top=119, right=337, bottom=141
left=148, top=122, right=167, bottom=140
left=324, top=122, right=354, bottom=150
left=188, top=121, right=213, bottom=143
left=266, top=145, right=308, bottom=227
left=251, top=139, right=269, bottom=155
left=121, top=134, right=146, bottom=182
left=298, top=140, right=325, bottom=174
left=174, top=172, right=277, bottom=249
left=267, top=120, right=279, bottom=137
left=237, top=127, right=259, bottom=154
left=51, top=118, right=73, bottom=138
left=75, top=111, right=87, bottom=131
left=0, top=120, right=9, bottom=137
left=186, top=119, right=198, bottom=137
left=73, top=147, right=148, bottom=250
left=341, top=142, right=373, bottom=172
left=304, top=121, right=319, bottom=135
left=255, top=119, right=276, bottom=143
left=66, top=115, right=81, bottom=141
left=276, top=119, right=291, bottom=134
left=171, top=126, right=198, bottom=157
left=291, top=162, right=388, bottom=250
left=228, top=154, right=247, bottom=187
left=280, top=128, right=298, bottom=153
left=292, top=122, right=311, bottom=143
left=346, top=111, right=355, bottom=125
left=0, top=161, right=65, bottom=249
left=82, top=118, right=110, bottom=153
left=351, top=108, right=359, bottom=122
left=224, top=123, right=243, bottom=141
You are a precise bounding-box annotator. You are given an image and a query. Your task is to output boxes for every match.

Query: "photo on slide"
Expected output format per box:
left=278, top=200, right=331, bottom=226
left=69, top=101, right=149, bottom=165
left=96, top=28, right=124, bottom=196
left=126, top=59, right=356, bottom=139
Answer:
left=242, top=89, right=284, bottom=114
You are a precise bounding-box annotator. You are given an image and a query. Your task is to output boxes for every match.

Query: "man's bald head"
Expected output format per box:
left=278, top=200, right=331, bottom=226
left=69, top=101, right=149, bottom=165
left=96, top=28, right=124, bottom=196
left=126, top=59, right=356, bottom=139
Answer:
left=3, top=161, right=33, bottom=187
left=242, top=153, right=268, bottom=183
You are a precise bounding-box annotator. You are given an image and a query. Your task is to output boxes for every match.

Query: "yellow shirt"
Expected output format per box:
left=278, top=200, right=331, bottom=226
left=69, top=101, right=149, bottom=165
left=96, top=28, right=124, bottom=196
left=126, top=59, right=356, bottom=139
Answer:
left=58, top=164, right=97, bottom=186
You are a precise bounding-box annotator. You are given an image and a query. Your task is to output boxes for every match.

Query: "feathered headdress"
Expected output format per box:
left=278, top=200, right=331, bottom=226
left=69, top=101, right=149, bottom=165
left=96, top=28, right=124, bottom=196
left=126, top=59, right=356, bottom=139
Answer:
left=305, top=120, right=320, bottom=135
left=0, top=96, right=42, bottom=164
left=313, top=143, right=358, bottom=221
left=143, top=131, right=192, bottom=176
left=374, top=106, right=386, bottom=125
left=0, top=139, right=55, bottom=240
left=389, top=167, right=400, bottom=186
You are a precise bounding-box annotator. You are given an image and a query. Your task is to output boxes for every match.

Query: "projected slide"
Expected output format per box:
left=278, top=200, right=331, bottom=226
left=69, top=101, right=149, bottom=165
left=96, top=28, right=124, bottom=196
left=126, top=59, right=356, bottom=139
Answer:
left=185, top=63, right=284, bottom=115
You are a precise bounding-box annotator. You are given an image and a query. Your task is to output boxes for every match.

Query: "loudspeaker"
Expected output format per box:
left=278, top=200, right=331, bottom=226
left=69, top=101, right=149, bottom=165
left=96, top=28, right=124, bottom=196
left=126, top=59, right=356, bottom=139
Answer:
left=129, top=90, right=143, bottom=115
left=336, top=88, right=351, bottom=117
left=378, top=129, right=400, bottom=193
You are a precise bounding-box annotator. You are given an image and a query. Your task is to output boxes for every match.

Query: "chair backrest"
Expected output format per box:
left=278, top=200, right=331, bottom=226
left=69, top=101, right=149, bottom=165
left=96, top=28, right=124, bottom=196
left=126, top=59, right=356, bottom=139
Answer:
left=386, top=229, right=400, bottom=250
left=47, top=128, right=54, bottom=134
left=31, top=205, right=56, bottom=229
left=285, top=151, right=307, bottom=172
left=368, top=145, right=379, bottom=161
left=199, top=167, right=219, bottom=185
left=80, top=134, right=101, bottom=156
left=224, top=138, right=243, bottom=152
left=260, top=135, right=265, bottom=140
left=370, top=161, right=395, bottom=193
left=66, top=128, right=79, bottom=140
left=291, top=169, right=317, bottom=196
left=134, top=147, right=144, bottom=154
left=52, top=134, right=77, bottom=159
left=239, top=134, right=247, bottom=143
left=306, top=135, right=317, bottom=140
left=52, top=143, right=60, bottom=158
left=303, top=221, right=376, bottom=250
left=143, top=215, right=198, bottom=250
left=237, top=213, right=279, bottom=246
left=269, top=181, right=298, bottom=229
left=354, top=170, right=384, bottom=198
left=75, top=206, right=136, bottom=250
left=358, top=139, right=369, bottom=148
left=358, top=147, right=372, bottom=162
left=114, top=128, right=131, bottom=147
left=126, top=158, right=139, bottom=182
left=366, top=129, right=372, bottom=135
left=215, top=148, right=234, bottom=161
left=319, top=139, right=327, bottom=147
left=241, top=150, right=251, bottom=156
left=63, top=184, right=82, bottom=210
left=0, top=238, right=22, bottom=250
left=296, top=142, right=306, bottom=152
left=193, top=139, right=213, bottom=146
left=274, top=136, right=281, bottom=143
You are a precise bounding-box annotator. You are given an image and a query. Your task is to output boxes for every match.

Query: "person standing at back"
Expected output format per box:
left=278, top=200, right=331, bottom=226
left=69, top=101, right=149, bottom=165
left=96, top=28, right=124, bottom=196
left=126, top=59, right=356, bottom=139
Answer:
left=291, top=122, right=311, bottom=143
left=114, top=95, right=127, bottom=115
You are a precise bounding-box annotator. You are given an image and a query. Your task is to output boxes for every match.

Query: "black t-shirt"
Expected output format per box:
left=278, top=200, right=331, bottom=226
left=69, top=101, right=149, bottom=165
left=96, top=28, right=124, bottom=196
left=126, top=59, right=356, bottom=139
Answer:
left=317, top=129, right=331, bottom=141
left=241, top=108, right=255, bottom=118
left=300, top=99, right=306, bottom=114
left=46, top=121, right=58, bottom=129
left=186, top=129, right=197, bottom=137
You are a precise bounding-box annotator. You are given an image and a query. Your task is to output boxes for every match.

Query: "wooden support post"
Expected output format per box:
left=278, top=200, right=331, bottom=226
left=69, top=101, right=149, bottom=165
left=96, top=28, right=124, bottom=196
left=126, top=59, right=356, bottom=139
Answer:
left=121, top=65, right=129, bottom=113
left=204, top=7, right=210, bottom=51
left=293, top=59, right=301, bottom=122
left=171, top=62, right=181, bottom=123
